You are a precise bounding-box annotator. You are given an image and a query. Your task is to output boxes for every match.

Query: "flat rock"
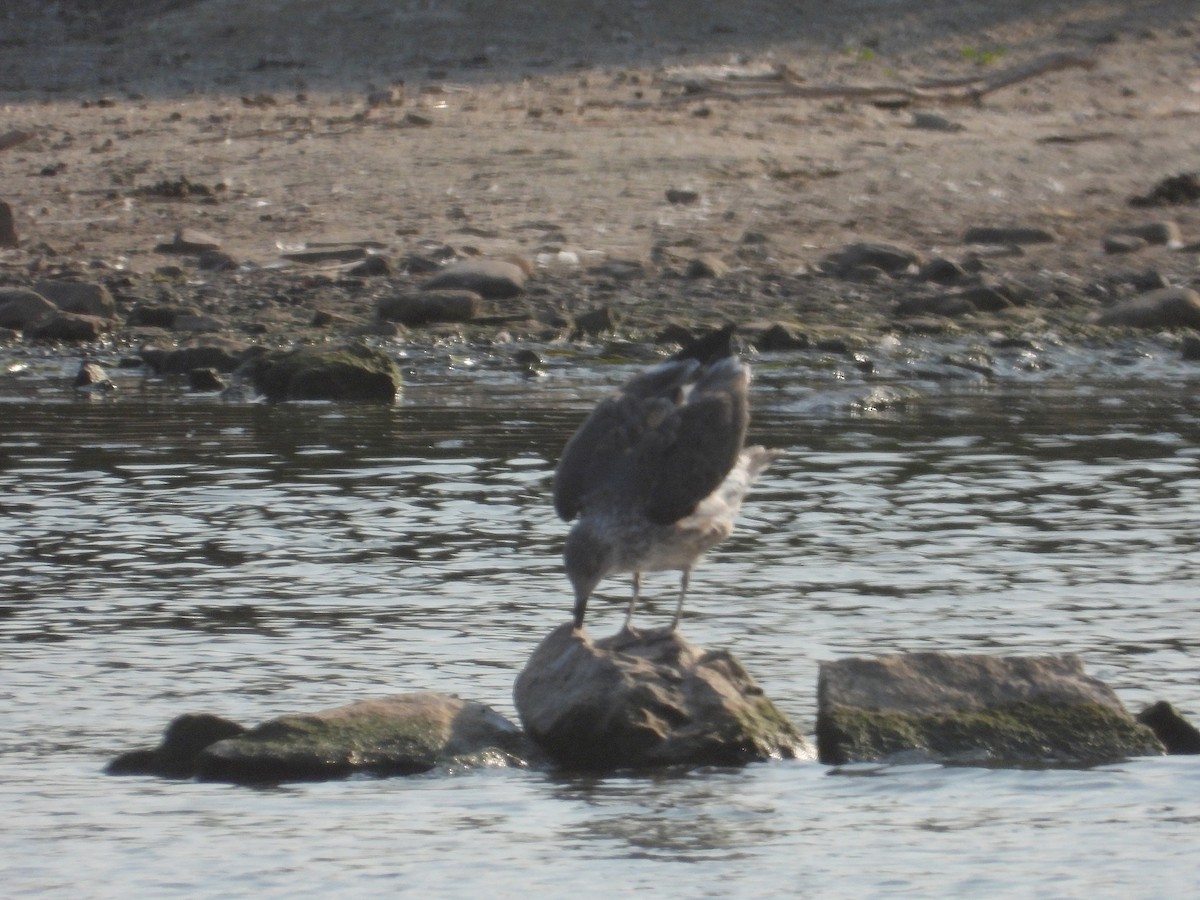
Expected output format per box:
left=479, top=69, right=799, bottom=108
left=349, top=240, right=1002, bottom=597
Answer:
left=817, top=652, right=1163, bottom=766
left=963, top=225, right=1058, bottom=245
left=30, top=312, right=112, bottom=342
left=247, top=343, right=401, bottom=402
left=1092, top=287, right=1200, bottom=329
left=376, top=289, right=481, bottom=325
left=421, top=258, right=528, bottom=299
left=196, top=692, right=534, bottom=783
left=33, top=280, right=117, bottom=319
left=514, top=623, right=812, bottom=771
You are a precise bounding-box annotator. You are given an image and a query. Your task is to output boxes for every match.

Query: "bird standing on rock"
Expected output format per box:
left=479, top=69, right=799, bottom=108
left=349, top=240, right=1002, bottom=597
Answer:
left=553, top=324, right=779, bottom=632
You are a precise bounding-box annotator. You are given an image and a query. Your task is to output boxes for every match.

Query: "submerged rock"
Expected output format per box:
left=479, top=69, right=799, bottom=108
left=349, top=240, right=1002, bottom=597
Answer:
left=107, top=713, right=247, bottom=778
left=817, top=652, right=1163, bottom=767
left=248, top=343, right=401, bottom=402
left=514, top=623, right=811, bottom=771
left=196, top=693, right=534, bottom=783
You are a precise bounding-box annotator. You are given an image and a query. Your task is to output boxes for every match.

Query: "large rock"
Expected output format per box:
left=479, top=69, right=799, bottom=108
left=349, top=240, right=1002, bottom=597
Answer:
left=34, top=280, right=117, bottom=319
left=1092, top=287, right=1200, bottom=329
left=514, top=623, right=812, bottom=771
left=421, top=258, right=528, bottom=299
left=248, top=343, right=401, bottom=402
left=196, top=693, right=534, bottom=783
left=817, top=652, right=1163, bottom=766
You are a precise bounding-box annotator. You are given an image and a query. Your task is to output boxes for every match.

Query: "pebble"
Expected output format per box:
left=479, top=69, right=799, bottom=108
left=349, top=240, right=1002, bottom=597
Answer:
left=0, top=199, right=17, bottom=247
left=421, top=258, right=528, bottom=299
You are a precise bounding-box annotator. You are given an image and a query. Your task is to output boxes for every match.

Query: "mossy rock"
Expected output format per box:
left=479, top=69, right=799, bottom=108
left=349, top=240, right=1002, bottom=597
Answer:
left=250, top=343, right=401, bottom=402
left=195, top=693, right=537, bottom=784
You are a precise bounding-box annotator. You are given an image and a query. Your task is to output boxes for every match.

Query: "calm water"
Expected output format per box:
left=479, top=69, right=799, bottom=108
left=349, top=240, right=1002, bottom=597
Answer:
left=2, top=340, right=1199, bottom=897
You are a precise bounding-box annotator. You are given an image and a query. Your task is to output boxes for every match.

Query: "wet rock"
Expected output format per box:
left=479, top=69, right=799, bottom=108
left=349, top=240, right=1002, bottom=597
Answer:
left=817, top=652, right=1163, bottom=766
left=754, top=322, right=810, bottom=351
left=513, top=348, right=542, bottom=376
left=514, top=623, right=811, bottom=771
left=685, top=254, right=730, bottom=278
left=34, top=280, right=116, bottom=319
left=196, top=693, right=535, bottom=783
left=0, top=288, right=57, bottom=330
left=248, top=343, right=401, bottom=403
left=107, top=713, right=247, bottom=778
left=74, top=361, right=114, bottom=391
left=155, top=228, right=222, bottom=254
left=1128, top=172, right=1200, bottom=207
left=821, top=242, right=921, bottom=278
left=571, top=305, right=616, bottom=339
left=422, top=258, right=528, bottom=299
left=1136, top=701, right=1200, bottom=754
left=188, top=367, right=226, bottom=391
left=0, top=199, right=17, bottom=247
left=1181, top=335, right=1200, bottom=361
left=376, top=289, right=481, bottom=325
left=963, top=225, right=1058, bottom=245
left=30, top=312, right=112, bottom=342
left=1092, top=287, right=1200, bottom=329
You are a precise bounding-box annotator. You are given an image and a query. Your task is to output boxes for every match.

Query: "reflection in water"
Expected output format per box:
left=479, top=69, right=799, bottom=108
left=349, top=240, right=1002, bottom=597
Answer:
left=1, top=363, right=1199, bottom=896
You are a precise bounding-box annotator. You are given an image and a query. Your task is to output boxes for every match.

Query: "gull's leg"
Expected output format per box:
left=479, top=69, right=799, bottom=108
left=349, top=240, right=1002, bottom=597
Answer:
left=623, top=572, right=641, bottom=631
left=671, top=568, right=691, bottom=630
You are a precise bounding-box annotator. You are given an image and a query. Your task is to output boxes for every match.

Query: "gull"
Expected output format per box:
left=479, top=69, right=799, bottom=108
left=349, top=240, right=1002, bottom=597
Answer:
left=553, top=325, right=778, bottom=632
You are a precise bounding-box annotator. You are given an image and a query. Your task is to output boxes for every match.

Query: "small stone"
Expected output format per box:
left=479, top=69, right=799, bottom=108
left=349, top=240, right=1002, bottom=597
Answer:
left=754, top=322, right=810, bottom=351
left=197, top=250, right=238, bottom=271
left=187, top=368, right=226, bottom=391
left=963, top=225, right=1058, bottom=245
left=0, top=199, right=18, bottom=247
left=1103, top=234, right=1149, bottom=254
left=1111, top=221, right=1182, bottom=247
left=346, top=255, right=393, bottom=276
left=1093, top=287, right=1200, bottom=329
left=30, top=313, right=111, bottom=342
left=821, top=242, right=922, bottom=277
left=74, top=361, right=114, bottom=390
left=155, top=228, right=222, bottom=254
left=422, top=258, right=528, bottom=299
left=33, top=280, right=117, bottom=319
left=685, top=254, right=729, bottom=278
left=376, top=290, right=481, bottom=325
left=571, top=305, right=616, bottom=338
left=1129, top=173, right=1200, bottom=207
left=0, top=288, right=57, bottom=330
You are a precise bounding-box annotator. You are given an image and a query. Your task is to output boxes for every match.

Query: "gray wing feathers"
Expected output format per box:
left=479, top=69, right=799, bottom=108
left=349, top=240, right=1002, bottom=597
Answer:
left=553, top=356, right=749, bottom=525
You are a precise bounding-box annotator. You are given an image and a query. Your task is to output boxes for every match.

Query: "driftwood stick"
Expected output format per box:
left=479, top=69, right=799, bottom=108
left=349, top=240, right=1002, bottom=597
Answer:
left=654, top=50, right=1098, bottom=107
